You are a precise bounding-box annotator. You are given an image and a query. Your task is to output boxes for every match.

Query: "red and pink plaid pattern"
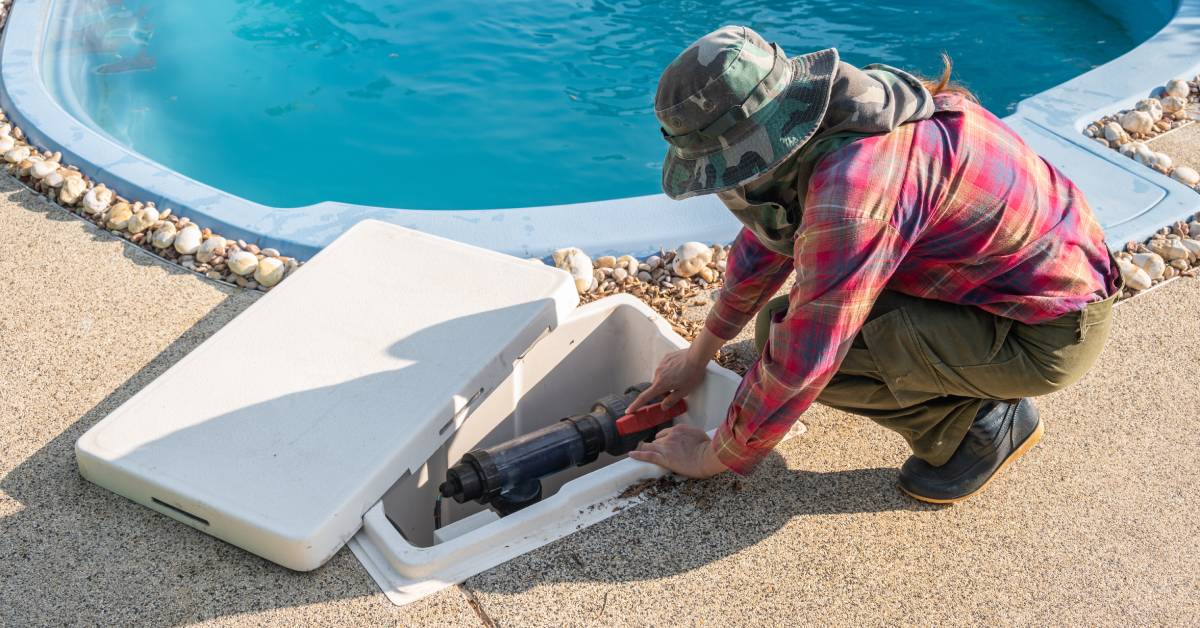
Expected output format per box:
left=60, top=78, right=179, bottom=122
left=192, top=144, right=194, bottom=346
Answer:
left=707, top=94, right=1117, bottom=474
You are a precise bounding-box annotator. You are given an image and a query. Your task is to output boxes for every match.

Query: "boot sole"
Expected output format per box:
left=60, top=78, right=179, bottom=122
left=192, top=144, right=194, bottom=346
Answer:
left=900, top=418, right=1044, bottom=505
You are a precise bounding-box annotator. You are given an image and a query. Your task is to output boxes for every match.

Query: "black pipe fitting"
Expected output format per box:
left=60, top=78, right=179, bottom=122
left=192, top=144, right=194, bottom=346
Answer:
left=439, top=383, right=663, bottom=515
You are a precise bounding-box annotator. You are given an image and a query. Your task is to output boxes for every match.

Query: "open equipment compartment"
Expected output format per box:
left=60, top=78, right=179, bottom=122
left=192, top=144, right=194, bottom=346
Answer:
left=350, top=295, right=740, bottom=604
left=74, top=219, right=741, bottom=606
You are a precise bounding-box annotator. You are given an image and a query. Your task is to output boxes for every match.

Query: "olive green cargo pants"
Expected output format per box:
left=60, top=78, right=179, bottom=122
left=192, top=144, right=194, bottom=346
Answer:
left=755, top=289, right=1116, bottom=466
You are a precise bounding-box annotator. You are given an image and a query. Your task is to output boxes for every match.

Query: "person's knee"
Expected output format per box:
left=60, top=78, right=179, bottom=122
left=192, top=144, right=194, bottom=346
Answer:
left=1025, top=367, right=1084, bottom=397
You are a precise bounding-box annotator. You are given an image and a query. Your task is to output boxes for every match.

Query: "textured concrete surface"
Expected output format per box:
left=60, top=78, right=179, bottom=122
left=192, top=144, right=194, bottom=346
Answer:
left=468, top=279, right=1200, bottom=626
left=0, top=176, right=482, bottom=627
left=2, top=168, right=1198, bottom=627
left=1149, top=122, right=1200, bottom=172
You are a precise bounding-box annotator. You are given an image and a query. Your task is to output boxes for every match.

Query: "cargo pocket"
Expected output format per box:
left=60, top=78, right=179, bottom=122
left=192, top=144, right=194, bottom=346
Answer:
left=980, top=315, right=1015, bottom=365
left=861, top=307, right=946, bottom=405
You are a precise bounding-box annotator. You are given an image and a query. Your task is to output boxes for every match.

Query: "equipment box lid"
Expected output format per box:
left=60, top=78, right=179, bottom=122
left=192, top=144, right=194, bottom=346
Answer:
left=75, top=220, right=578, bottom=570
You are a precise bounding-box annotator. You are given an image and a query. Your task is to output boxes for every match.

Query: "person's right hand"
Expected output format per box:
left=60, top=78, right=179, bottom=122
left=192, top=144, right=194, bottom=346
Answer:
left=629, top=348, right=708, bottom=412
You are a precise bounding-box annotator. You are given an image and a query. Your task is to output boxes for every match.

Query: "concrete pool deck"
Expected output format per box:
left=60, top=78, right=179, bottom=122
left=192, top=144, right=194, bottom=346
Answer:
left=2, top=174, right=1198, bottom=625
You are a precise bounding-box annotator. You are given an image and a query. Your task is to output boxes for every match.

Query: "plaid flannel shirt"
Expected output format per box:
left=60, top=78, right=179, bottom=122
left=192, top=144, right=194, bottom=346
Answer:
left=707, top=94, right=1116, bottom=474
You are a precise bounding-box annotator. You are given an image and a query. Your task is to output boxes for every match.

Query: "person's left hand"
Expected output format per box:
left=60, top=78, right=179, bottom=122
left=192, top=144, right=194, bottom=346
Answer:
left=628, top=424, right=729, bottom=479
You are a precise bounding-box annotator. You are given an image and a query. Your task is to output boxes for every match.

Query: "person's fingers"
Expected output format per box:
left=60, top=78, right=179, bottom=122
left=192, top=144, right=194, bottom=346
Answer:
left=636, top=440, right=664, bottom=454
left=629, top=382, right=664, bottom=412
left=659, top=389, right=683, bottom=409
left=628, top=449, right=667, bottom=467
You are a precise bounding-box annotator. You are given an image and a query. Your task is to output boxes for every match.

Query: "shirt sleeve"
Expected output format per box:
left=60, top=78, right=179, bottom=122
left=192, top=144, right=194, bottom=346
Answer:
left=704, top=227, right=795, bottom=340
left=712, top=213, right=910, bottom=475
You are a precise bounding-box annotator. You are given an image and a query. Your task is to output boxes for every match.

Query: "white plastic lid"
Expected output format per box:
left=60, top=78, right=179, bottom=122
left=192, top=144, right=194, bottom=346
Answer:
left=76, top=220, right=577, bottom=570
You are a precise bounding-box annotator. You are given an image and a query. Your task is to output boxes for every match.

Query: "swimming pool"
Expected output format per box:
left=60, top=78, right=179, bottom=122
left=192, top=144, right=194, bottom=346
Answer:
left=41, top=0, right=1156, bottom=212
left=0, top=0, right=1186, bottom=258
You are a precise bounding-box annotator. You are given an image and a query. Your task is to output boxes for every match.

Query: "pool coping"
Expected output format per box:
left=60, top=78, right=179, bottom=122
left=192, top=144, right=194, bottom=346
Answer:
left=0, top=0, right=1197, bottom=260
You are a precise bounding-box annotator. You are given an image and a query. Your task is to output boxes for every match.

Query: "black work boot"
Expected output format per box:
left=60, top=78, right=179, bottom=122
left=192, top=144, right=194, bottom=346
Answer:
left=899, top=399, right=1042, bottom=504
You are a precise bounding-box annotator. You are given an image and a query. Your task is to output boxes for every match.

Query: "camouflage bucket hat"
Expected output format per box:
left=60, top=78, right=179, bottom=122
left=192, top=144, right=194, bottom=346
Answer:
left=655, top=25, right=838, bottom=200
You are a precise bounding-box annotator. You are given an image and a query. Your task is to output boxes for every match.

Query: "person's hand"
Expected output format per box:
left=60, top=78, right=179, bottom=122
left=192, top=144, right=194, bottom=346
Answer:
left=628, top=424, right=728, bottom=479
left=629, top=348, right=708, bottom=412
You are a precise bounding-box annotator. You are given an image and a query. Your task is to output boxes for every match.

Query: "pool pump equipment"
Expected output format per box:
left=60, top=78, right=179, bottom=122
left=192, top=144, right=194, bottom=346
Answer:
left=437, top=383, right=687, bottom=518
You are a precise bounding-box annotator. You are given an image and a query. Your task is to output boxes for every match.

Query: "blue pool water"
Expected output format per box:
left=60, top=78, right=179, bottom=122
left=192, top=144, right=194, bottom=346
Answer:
left=42, top=0, right=1161, bottom=210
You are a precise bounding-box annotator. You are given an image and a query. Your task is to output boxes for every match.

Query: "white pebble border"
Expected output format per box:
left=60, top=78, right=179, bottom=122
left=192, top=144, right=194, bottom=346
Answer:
left=1084, top=76, right=1200, bottom=188
left=1114, top=214, right=1200, bottom=293
left=544, top=242, right=729, bottom=296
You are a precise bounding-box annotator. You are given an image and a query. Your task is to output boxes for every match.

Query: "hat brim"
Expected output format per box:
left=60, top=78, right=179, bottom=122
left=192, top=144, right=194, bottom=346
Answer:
left=660, top=48, right=839, bottom=200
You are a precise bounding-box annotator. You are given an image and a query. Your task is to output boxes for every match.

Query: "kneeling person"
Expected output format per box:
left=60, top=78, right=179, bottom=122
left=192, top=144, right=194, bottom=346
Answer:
left=628, top=26, right=1118, bottom=504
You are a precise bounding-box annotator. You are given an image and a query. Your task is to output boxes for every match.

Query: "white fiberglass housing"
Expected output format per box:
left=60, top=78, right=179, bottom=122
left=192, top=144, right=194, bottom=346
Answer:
left=75, top=220, right=741, bottom=605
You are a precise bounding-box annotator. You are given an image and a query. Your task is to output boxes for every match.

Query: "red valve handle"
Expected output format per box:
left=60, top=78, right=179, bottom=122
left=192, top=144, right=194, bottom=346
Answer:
left=615, top=400, right=688, bottom=437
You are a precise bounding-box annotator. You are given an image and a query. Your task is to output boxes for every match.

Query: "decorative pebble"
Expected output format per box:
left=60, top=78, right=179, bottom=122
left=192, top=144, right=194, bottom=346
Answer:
left=150, top=222, right=177, bottom=249
left=645, top=255, right=662, bottom=271
left=3, top=145, right=29, bottom=163
left=1162, top=95, right=1187, bottom=114
left=30, top=158, right=58, bottom=180
left=1131, top=252, right=1166, bottom=280
left=254, top=256, right=286, bottom=287
left=1133, top=143, right=1156, bottom=165
left=82, top=184, right=113, bottom=215
left=57, top=176, right=86, bottom=205
left=1103, top=121, right=1126, bottom=143
left=1118, top=141, right=1141, bottom=158
left=613, top=267, right=629, bottom=282
left=552, top=246, right=595, bottom=293
left=1135, top=98, right=1163, bottom=122
left=698, top=266, right=718, bottom=283
left=637, top=270, right=652, bottom=282
left=1180, top=238, right=1200, bottom=260
left=1153, top=153, right=1173, bottom=172
left=174, top=224, right=202, bottom=255
left=0, top=135, right=13, bottom=153
left=671, top=242, right=713, bottom=278
left=227, top=250, right=259, bottom=276
left=1116, top=257, right=1152, bottom=291
left=616, top=254, right=638, bottom=276
left=261, top=248, right=279, bottom=258
left=126, top=207, right=159, bottom=234
left=196, top=235, right=227, bottom=263
left=595, top=255, right=616, bottom=269
left=1170, top=166, right=1200, bottom=186
left=1164, top=78, right=1190, bottom=99
left=1189, top=222, right=1200, bottom=238
left=1119, top=110, right=1154, bottom=135
left=1149, top=238, right=1190, bottom=261
left=105, top=202, right=133, bottom=231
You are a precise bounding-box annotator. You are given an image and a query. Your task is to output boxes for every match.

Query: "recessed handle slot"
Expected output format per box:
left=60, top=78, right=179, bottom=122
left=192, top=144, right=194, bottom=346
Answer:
left=151, top=497, right=210, bottom=526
